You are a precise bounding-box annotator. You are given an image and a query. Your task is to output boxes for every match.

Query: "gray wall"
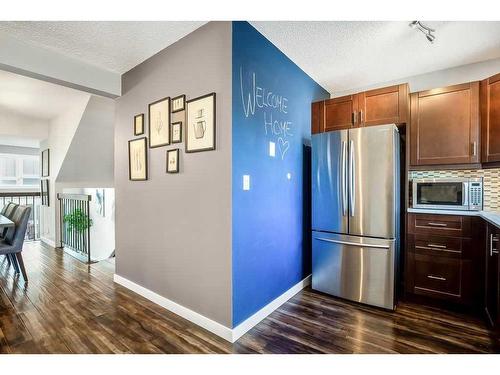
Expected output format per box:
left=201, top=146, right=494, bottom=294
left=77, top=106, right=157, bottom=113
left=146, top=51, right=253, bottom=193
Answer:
left=57, top=95, right=115, bottom=186
left=114, top=22, right=233, bottom=327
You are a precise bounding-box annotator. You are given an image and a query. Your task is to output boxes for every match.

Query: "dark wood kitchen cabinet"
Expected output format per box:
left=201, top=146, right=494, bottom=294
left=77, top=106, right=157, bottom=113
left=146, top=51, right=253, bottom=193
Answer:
left=410, top=82, right=481, bottom=167
left=324, top=95, right=357, bottom=131
left=312, top=83, right=409, bottom=134
left=485, top=222, right=500, bottom=327
left=481, top=73, right=500, bottom=164
left=406, top=213, right=484, bottom=307
left=357, top=84, right=409, bottom=127
left=311, top=101, right=324, bottom=134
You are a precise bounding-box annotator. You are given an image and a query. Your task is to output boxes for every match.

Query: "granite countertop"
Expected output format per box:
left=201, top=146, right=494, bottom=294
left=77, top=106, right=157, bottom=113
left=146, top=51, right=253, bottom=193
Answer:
left=407, top=208, right=500, bottom=228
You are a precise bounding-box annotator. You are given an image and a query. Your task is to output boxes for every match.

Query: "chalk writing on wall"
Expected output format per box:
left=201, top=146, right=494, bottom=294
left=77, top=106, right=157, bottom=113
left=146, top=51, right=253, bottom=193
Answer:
left=239, top=66, right=293, bottom=160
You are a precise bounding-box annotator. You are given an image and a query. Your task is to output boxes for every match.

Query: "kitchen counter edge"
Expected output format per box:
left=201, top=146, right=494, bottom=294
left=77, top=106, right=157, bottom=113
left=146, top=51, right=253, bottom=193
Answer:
left=407, top=208, right=500, bottom=229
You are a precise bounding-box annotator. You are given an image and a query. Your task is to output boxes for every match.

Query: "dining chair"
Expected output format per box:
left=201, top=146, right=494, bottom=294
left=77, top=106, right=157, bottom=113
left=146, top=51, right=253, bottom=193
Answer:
left=1, top=202, right=17, bottom=266
left=4, top=202, right=18, bottom=218
left=1, top=202, right=10, bottom=215
left=1, top=202, right=18, bottom=239
left=0, top=205, right=31, bottom=281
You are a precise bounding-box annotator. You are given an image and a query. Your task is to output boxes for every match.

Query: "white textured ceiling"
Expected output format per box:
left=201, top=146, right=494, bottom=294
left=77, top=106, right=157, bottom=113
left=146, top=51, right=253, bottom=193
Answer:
left=1, top=21, right=499, bottom=95
left=251, top=21, right=500, bottom=93
left=0, top=70, right=89, bottom=120
left=0, top=21, right=207, bottom=74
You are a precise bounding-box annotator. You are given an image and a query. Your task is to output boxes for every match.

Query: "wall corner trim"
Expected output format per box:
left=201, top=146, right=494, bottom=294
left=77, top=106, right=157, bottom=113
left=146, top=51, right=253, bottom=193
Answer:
left=113, top=273, right=311, bottom=343
left=231, top=275, right=311, bottom=342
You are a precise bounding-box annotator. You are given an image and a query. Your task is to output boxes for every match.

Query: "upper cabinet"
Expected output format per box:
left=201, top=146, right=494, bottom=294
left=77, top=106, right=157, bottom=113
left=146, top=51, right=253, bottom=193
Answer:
left=324, top=95, right=358, bottom=131
left=312, top=83, right=409, bottom=134
left=481, top=73, right=500, bottom=164
left=357, top=84, right=409, bottom=127
left=410, top=82, right=480, bottom=167
left=311, top=101, right=324, bottom=134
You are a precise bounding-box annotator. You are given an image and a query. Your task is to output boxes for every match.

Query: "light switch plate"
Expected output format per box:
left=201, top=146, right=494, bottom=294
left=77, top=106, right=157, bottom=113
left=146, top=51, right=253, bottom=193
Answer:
left=243, top=175, right=250, bottom=191
left=269, top=142, right=276, bottom=157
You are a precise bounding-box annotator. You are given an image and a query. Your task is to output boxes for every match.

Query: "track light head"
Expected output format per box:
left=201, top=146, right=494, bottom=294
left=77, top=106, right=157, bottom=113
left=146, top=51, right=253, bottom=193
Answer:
left=409, top=21, right=436, bottom=44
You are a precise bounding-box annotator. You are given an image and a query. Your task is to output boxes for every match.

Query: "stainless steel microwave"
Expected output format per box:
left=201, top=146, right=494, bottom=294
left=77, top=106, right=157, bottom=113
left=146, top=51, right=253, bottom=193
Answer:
left=412, top=178, right=483, bottom=211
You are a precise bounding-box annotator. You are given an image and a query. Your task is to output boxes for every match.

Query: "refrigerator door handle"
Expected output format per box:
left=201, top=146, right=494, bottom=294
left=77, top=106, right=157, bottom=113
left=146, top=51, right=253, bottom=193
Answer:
left=349, top=140, right=355, bottom=217
left=314, top=237, right=390, bottom=250
left=341, top=140, right=347, bottom=216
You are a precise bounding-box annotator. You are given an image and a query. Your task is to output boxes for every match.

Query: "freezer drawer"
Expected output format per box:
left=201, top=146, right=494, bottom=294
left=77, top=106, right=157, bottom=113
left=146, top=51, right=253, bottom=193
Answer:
left=312, top=231, right=396, bottom=310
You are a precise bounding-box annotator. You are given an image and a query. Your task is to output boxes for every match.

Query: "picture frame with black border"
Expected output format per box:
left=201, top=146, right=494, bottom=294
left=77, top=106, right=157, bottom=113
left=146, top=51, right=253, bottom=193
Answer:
left=171, top=121, right=183, bottom=144
left=134, top=113, right=145, bottom=136
left=41, top=149, right=50, bottom=177
left=171, top=94, right=186, bottom=113
left=185, top=92, right=216, bottom=153
left=128, top=137, right=148, bottom=181
left=166, top=149, right=179, bottom=174
left=41, top=179, right=49, bottom=206
left=148, top=96, right=170, bottom=148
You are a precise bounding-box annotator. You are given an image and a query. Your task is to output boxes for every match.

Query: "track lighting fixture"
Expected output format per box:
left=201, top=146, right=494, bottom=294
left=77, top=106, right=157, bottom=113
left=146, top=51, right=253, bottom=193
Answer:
left=409, top=21, right=436, bottom=43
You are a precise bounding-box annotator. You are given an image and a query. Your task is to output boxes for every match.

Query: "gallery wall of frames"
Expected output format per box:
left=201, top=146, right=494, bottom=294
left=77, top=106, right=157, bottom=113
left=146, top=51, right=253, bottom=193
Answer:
left=128, top=92, right=216, bottom=181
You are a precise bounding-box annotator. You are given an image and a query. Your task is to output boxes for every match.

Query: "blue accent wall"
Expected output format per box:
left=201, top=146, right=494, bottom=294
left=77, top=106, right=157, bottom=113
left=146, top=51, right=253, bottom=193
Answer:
left=232, top=21, right=330, bottom=326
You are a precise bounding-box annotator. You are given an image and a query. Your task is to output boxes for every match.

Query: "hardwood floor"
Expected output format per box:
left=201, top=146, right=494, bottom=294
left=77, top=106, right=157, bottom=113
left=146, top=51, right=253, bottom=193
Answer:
left=0, top=242, right=498, bottom=354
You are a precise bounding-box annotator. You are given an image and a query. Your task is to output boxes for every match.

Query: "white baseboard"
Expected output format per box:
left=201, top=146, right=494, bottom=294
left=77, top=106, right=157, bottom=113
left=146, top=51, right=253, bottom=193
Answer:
left=232, top=275, right=311, bottom=341
left=40, top=237, right=56, bottom=248
left=113, top=274, right=233, bottom=341
left=113, top=273, right=311, bottom=343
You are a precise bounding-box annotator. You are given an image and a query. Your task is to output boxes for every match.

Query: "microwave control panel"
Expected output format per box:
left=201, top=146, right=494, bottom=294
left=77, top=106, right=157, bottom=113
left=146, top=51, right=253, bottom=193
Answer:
left=469, top=181, right=483, bottom=210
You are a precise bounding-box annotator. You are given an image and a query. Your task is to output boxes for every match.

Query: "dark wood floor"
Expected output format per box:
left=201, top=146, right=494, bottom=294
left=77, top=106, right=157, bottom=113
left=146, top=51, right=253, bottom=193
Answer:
left=1, top=242, right=498, bottom=354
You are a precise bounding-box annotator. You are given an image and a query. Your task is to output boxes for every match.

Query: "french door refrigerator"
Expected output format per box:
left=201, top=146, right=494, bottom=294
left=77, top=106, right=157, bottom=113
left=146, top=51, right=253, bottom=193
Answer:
left=312, top=124, right=400, bottom=310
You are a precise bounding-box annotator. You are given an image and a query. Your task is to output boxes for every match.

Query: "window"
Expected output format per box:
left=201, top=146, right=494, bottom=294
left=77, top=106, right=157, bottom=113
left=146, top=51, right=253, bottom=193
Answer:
left=0, top=153, right=40, bottom=188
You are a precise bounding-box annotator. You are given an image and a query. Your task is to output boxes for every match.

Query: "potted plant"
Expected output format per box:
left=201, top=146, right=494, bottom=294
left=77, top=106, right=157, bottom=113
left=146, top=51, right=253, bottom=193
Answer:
left=63, top=208, right=93, bottom=252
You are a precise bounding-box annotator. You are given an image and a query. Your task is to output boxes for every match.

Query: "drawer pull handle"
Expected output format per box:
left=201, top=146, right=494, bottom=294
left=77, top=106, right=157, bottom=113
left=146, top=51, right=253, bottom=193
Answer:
left=314, top=237, right=390, bottom=249
left=427, top=222, right=447, bottom=227
left=415, top=245, right=460, bottom=253
left=490, top=234, right=499, bottom=257
left=427, top=275, right=446, bottom=281
left=427, top=243, right=447, bottom=249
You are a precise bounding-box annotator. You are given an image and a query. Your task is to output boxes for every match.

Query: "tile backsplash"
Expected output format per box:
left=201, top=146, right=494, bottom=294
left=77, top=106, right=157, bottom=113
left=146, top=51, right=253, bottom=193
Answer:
left=409, top=168, right=500, bottom=211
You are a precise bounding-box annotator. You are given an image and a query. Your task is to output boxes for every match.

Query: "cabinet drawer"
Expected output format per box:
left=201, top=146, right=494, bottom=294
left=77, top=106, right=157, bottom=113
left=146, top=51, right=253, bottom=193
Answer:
left=408, top=213, right=471, bottom=237
left=413, top=254, right=461, bottom=297
left=411, top=234, right=462, bottom=257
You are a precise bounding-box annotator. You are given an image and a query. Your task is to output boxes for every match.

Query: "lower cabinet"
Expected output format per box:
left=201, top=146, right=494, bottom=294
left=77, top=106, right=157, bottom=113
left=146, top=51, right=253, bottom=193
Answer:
left=485, top=223, right=500, bottom=327
left=406, top=213, right=484, bottom=307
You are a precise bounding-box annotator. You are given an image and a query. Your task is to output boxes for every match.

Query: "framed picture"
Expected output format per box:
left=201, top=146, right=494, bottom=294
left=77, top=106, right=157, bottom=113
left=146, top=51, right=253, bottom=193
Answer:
left=41, top=179, right=49, bottom=206
left=148, top=97, right=170, bottom=148
left=41, top=149, right=50, bottom=177
left=95, top=189, right=105, bottom=217
left=166, top=149, right=179, bottom=174
left=171, top=121, right=183, bottom=143
left=186, top=93, right=216, bottom=153
left=128, top=137, right=148, bottom=181
left=172, top=94, right=186, bottom=113
left=134, top=114, right=145, bottom=135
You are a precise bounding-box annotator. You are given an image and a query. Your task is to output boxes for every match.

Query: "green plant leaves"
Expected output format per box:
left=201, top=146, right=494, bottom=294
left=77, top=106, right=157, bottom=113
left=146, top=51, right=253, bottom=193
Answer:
left=63, top=208, right=93, bottom=232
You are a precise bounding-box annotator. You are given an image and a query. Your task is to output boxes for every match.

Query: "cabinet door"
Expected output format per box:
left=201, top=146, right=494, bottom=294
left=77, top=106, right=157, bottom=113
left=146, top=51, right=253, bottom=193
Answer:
left=410, top=82, right=480, bottom=166
left=324, top=95, right=357, bottom=131
left=311, top=101, right=324, bottom=134
left=481, top=73, right=500, bottom=163
left=358, top=84, right=409, bottom=127
left=485, top=224, right=499, bottom=327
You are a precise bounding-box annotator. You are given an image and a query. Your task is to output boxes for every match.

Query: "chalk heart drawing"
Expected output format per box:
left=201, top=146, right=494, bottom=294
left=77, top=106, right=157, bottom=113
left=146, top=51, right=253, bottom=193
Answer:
left=278, top=137, right=289, bottom=160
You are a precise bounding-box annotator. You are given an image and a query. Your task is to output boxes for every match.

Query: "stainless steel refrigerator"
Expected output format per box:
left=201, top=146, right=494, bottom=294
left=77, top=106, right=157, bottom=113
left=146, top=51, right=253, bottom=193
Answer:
left=311, top=124, right=400, bottom=310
